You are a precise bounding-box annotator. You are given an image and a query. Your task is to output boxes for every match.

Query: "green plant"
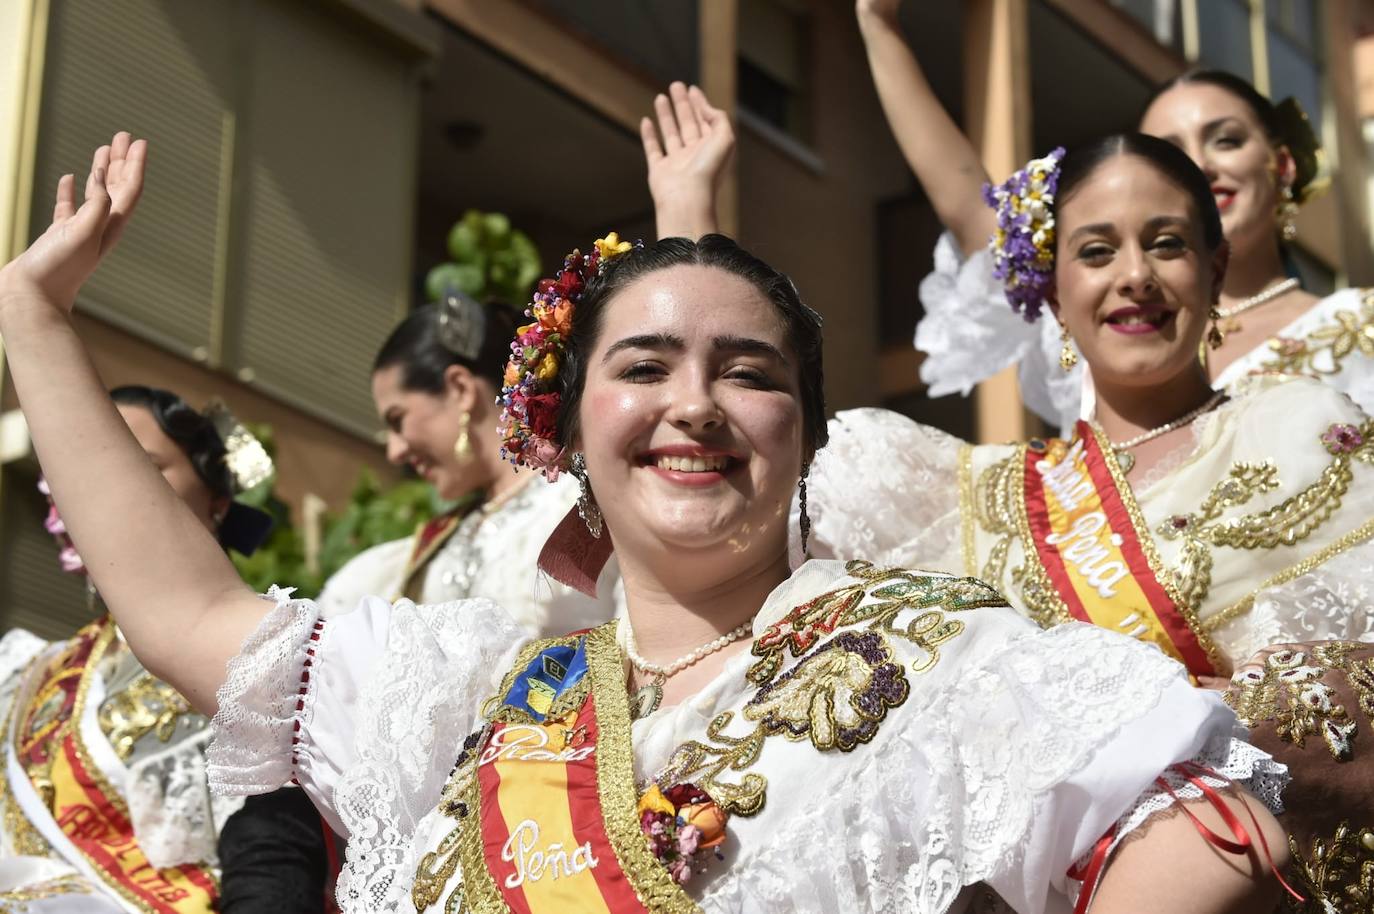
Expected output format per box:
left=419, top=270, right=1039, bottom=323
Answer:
left=424, top=209, right=542, bottom=306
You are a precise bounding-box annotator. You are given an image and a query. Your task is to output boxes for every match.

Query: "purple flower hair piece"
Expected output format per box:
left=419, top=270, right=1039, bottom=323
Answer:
left=983, top=147, right=1065, bottom=321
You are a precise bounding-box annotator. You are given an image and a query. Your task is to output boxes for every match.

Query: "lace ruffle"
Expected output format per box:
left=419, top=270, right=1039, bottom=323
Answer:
left=207, top=587, right=323, bottom=796
left=796, top=408, right=965, bottom=572
left=914, top=233, right=1081, bottom=432
left=125, top=733, right=244, bottom=868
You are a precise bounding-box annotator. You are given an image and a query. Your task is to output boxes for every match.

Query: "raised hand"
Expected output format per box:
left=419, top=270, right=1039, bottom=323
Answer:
left=0, top=132, right=146, bottom=315
left=641, top=82, right=733, bottom=239
left=855, top=0, right=902, bottom=23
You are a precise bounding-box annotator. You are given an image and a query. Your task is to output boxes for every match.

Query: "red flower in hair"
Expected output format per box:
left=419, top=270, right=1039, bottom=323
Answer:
left=525, top=393, right=561, bottom=440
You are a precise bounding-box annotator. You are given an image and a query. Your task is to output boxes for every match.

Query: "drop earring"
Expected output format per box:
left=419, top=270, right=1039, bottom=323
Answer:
left=798, top=463, right=812, bottom=557
left=453, top=411, right=473, bottom=464
left=1059, top=325, right=1078, bottom=372
left=1207, top=306, right=1225, bottom=350
left=570, top=453, right=603, bottom=538
left=1278, top=183, right=1298, bottom=242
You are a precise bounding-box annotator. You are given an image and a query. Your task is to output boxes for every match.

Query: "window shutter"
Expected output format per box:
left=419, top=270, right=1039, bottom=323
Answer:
left=33, top=0, right=235, bottom=359
left=226, top=0, right=416, bottom=436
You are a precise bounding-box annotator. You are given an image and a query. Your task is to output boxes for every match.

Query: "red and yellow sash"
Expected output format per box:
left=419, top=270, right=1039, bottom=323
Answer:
left=1022, top=423, right=1218, bottom=676
left=14, top=619, right=218, bottom=913
left=398, top=510, right=464, bottom=602
left=422, top=625, right=698, bottom=913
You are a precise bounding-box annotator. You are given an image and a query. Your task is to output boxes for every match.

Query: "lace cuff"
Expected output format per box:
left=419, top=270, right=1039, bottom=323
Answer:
left=0, top=629, right=48, bottom=685
left=207, top=587, right=323, bottom=797
left=914, top=232, right=1081, bottom=431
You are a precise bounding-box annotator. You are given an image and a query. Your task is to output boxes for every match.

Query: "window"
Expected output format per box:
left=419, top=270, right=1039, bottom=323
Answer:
left=738, top=0, right=812, bottom=143
left=1197, top=0, right=1253, bottom=77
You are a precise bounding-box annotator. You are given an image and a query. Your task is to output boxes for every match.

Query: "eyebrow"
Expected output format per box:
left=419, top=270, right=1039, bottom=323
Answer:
left=1066, top=215, right=1191, bottom=245
left=601, top=333, right=789, bottom=364
left=1157, top=116, right=1245, bottom=148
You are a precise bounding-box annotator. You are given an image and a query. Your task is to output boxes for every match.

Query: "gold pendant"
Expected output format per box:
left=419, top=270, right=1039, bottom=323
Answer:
left=629, top=679, right=663, bottom=720
left=1115, top=450, right=1135, bottom=474
left=1219, top=316, right=1243, bottom=334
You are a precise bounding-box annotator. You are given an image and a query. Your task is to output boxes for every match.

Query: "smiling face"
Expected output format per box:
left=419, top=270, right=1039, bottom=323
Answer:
left=1139, top=82, right=1290, bottom=259
left=1053, top=154, right=1227, bottom=390
left=575, top=263, right=805, bottom=569
left=372, top=365, right=494, bottom=500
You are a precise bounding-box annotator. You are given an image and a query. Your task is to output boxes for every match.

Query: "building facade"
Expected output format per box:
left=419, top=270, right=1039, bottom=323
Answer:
left=1, top=0, right=1371, bottom=636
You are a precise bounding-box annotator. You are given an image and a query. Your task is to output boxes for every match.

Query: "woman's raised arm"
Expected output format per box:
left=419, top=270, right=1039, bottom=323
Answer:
left=857, top=0, right=995, bottom=257
left=641, top=82, right=735, bottom=240
left=0, top=134, right=269, bottom=714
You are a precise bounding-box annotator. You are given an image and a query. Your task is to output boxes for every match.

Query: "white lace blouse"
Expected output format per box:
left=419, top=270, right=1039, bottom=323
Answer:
left=800, top=376, right=1374, bottom=668
left=915, top=232, right=1374, bottom=432
left=207, top=559, right=1283, bottom=914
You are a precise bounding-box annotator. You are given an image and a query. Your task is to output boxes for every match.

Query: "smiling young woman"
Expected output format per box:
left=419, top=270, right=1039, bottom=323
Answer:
left=0, top=133, right=1294, bottom=914
left=804, top=133, right=1374, bottom=914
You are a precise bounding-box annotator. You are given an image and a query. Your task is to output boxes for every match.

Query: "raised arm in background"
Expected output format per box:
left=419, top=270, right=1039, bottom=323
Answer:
left=642, top=81, right=735, bottom=240
left=0, top=134, right=268, bottom=714
left=857, top=0, right=995, bottom=257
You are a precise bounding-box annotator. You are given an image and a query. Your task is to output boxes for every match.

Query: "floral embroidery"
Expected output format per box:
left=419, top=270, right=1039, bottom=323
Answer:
left=97, top=672, right=198, bottom=761
left=1285, top=821, right=1374, bottom=914
left=1322, top=423, right=1366, bottom=455
left=1262, top=289, right=1374, bottom=378
left=662, top=562, right=1002, bottom=816
left=745, top=631, right=909, bottom=752
left=0, top=876, right=95, bottom=912
left=1226, top=642, right=1371, bottom=762
left=1159, top=422, right=1374, bottom=608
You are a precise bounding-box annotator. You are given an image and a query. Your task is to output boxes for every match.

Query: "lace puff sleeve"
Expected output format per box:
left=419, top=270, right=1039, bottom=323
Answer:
left=207, top=588, right=528, bottom=840
left=795, top=407, right=967, bottom=572
left=914, top=232, right=1080, bottom=433
left=917, top=619, right=1284, bottom=914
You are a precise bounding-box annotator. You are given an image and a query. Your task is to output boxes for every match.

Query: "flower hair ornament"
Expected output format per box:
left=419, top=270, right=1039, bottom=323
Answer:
left=984, top=146, right=1065, bottom=321
left=498, top=232, right=639, bottom=480
left=500, top=233, right=639, bottom=596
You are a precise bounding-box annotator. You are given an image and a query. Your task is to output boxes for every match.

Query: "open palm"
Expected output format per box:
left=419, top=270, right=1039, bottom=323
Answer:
left=0, top=132, right=146, bottom=314
left=641, top=82, right=734, bottom=206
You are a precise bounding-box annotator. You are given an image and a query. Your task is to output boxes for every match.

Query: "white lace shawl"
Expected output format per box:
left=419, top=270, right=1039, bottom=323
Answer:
left=206, top=562, right=1283, bottom=914
left=914, top=232, right=1373, bottom=430
left=316, top=474, right=619, bottom=636
left=801, top=379, right=1374, bottom=666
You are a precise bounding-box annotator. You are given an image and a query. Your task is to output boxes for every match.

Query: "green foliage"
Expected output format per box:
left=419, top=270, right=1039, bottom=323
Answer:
left=424, top=209, right=542, bottom=307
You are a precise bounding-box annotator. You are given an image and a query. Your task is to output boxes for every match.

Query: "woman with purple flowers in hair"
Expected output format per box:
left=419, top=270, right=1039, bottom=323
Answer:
left=855, top=0, right=1367, bottom=433
left=797, top=134, right=1374, bottom=913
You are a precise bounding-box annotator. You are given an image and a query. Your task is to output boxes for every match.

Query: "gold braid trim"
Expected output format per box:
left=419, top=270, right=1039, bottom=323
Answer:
left=584, top=624, right=701, bottom=913
left=1204, top=514, right=1374, bottom=633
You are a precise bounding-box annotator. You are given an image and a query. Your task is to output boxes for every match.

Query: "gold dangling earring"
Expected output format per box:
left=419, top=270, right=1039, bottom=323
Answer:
left=1059, top=325, right=1078, bottom=371
left=1207, top=306, right=1225, bottom=350
left=453, top=410, right=473, bottom=464
left=1278, top=183, right=1299, bottom=242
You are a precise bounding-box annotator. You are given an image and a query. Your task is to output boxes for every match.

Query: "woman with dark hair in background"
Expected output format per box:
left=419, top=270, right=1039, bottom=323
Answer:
left=855, top=0, right=1365, bottom=432
left=0, top=131, right=1295, bottom=914
left=0, top=385, right=272, bottom=912
left=802, top=133, right=1374, bottom=913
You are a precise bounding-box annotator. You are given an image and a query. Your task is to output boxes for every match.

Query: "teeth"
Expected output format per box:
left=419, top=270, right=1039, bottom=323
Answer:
left=655, top=454, right=729, bottom=472
left=1110, top=313, right=1166, bottom=326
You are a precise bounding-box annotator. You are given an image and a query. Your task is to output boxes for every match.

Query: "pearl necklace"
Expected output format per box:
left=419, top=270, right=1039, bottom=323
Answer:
left=1216, top=277, right=1299, bottom=321
left=1104, top=390, right=1226, bottom=474
left=618, top=616, right=753, bottom=719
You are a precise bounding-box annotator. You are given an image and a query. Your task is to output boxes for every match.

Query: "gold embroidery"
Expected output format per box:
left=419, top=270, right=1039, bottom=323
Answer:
left=1285, top=821, right=1374, bottom=914
left=665, top=562, right=992, bottom=816
left=1160, top=421, right=1374, bottom=622
left=958, top=443, right=977, bottom=577
left=1, top=654, right=52, bottom=858
left=1262, top=288, right=1374, bottom=378
left=0, top=876, right=94, bottom=912
left=98, top=673, right=196, bottom=760
left=1226, top=642, right=1369, bottom=761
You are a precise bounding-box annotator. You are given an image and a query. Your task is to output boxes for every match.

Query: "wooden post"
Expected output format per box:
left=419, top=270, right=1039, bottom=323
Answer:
left=699, top=0, right=739, bottom=238
left=964, top=0, right=1031, bottom=443
left=1323, top=0, right=1374, bottom=285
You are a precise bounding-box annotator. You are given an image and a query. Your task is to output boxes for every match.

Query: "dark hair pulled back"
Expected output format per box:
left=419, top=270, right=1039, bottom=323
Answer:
left=111, top=386, right=234, bottom=499
left=554, top=234, right=828, bottom=461
left=373, top=301, right=521, bottom=393
left=1055, top=132, right=1225, bottom=253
